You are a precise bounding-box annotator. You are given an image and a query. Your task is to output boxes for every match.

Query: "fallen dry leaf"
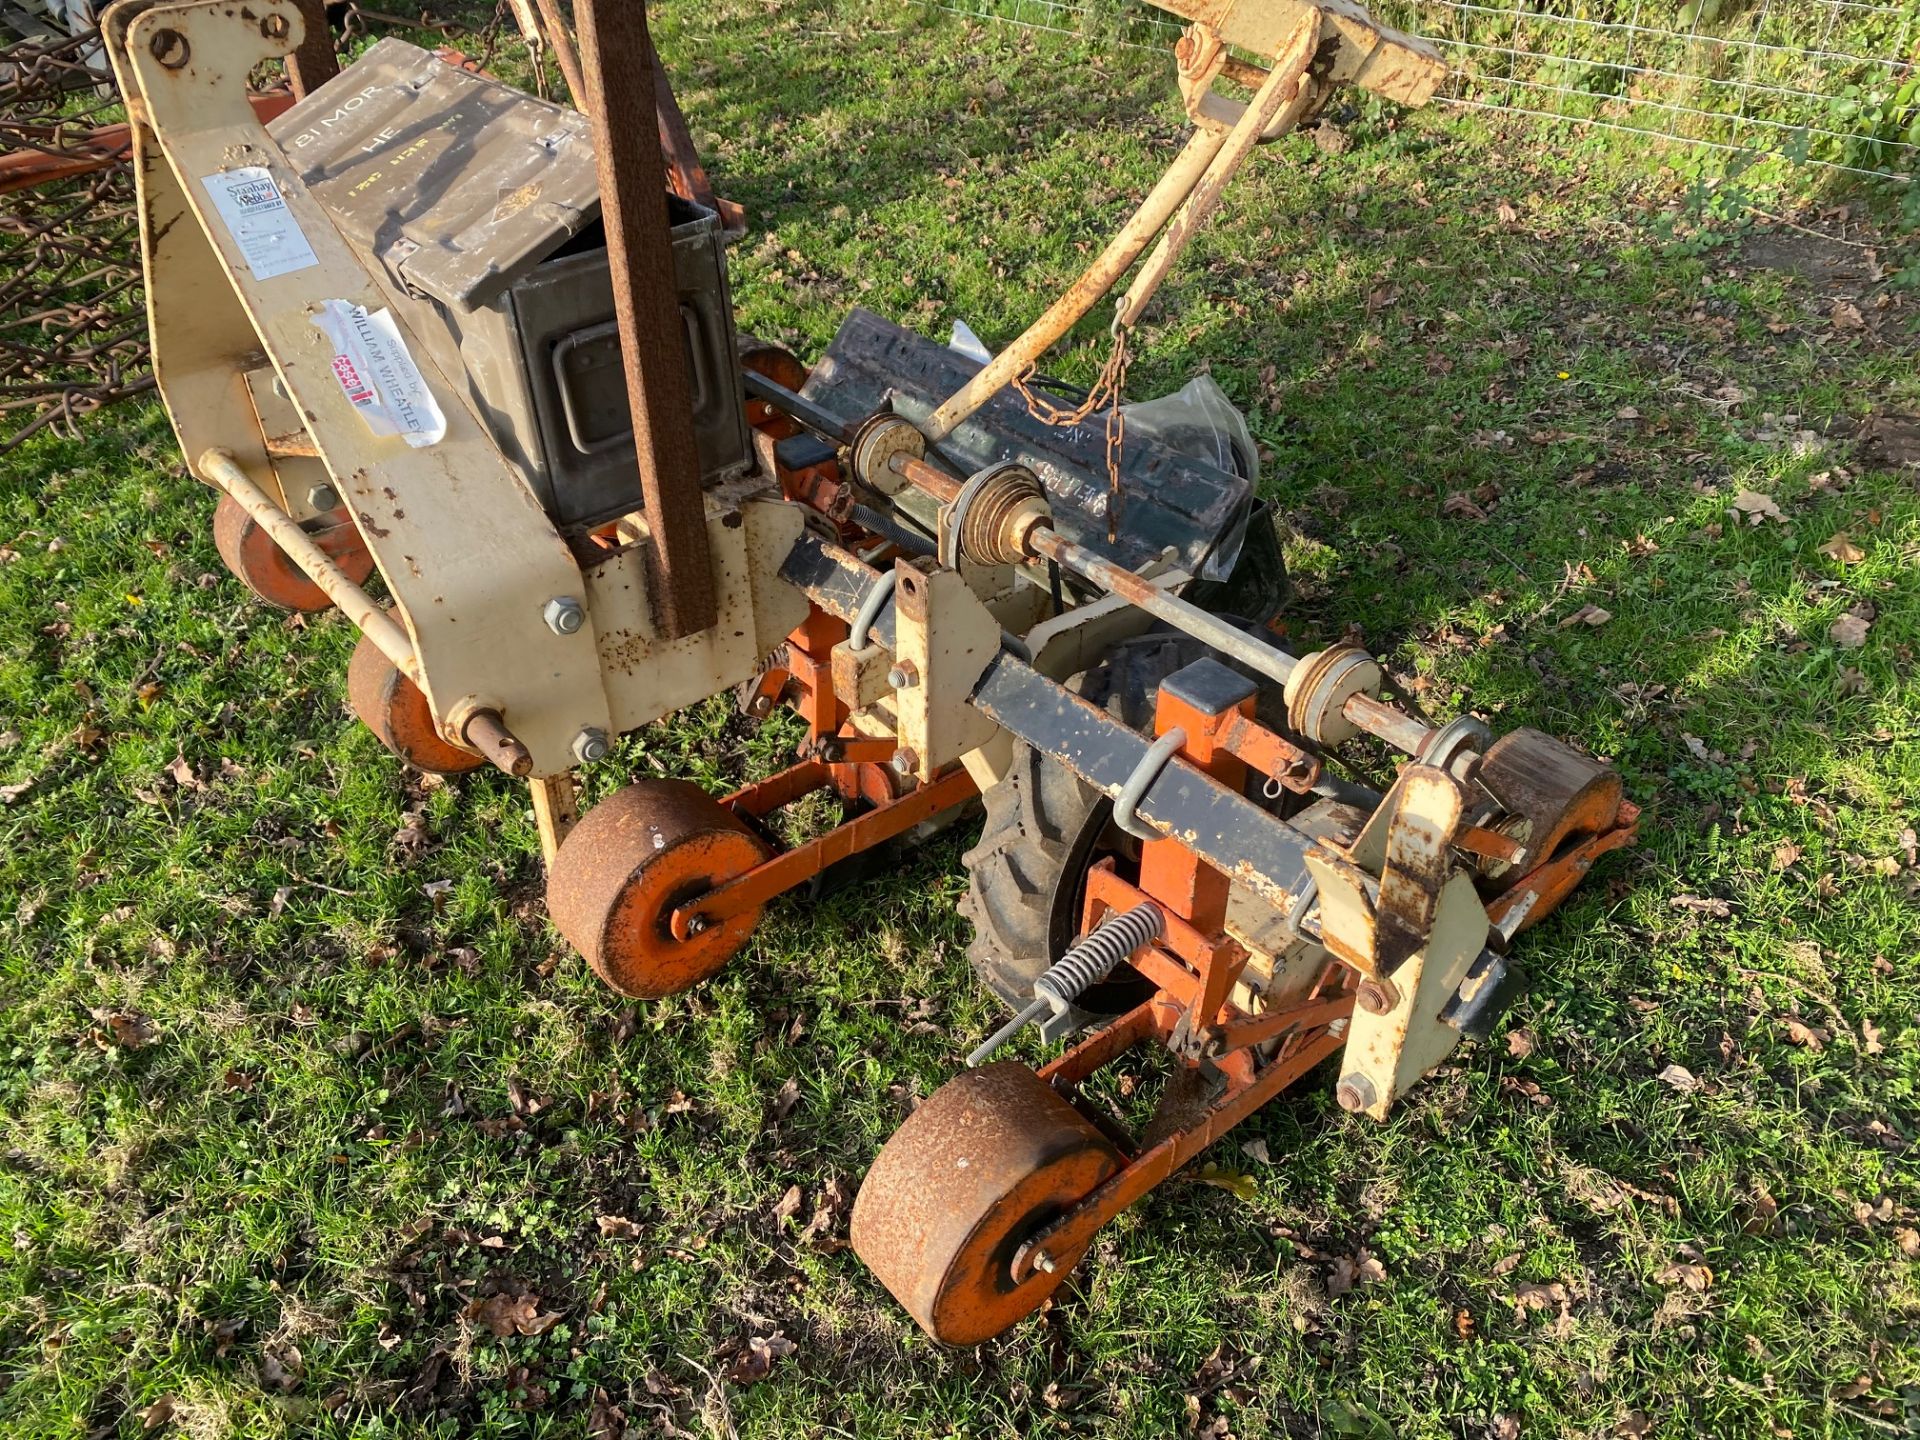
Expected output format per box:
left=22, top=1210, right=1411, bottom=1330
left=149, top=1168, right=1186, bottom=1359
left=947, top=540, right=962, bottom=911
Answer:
left=100, top=1010, right=155, bottom=1050
left=1771, top=840, right=1802, bottom=871
left=1782, top=1017, right=1829, bottom=1052
left=1491, top=1252, right=1523, bottom=1277
left=1240, top=1137, right=1271, bottom=1165
left=1615, top=1413, right=1654, bottom=1438
left=260, top=1346, right=303, bottom=1392
left=1819, top=531, right=1865, bottom=564
left=1654, top=1261, right=1712, bottom=1291
left=772, top=1185, right=804, bottom=1226
left=1830, top=610, right=1871, bottom=649
left=1506, top=1029, right=1535, bottom=1059
left=1192, top=1164, right=1259, bottom=1202
left=1492, top=1415, right=1521, bottom=1440
left=1895, top=1227, right=1920, bottom=1258
left=1326, top=1248, right=1386, bottom=1299
left=770, top=1075, right=801, bottom=1121
left=596, top=1213, right=643, bottom=1240
left=1731, top=490, right=1783, bottom=525
left=1557, top=603, right=1612, bottom=628
left=1862, top=1018, right=1884, bottom=1056
left=141, top=1396, right=178, bottom=1430
left=465, top=1292, right=565, bottom=1338
left=723, top=1331, right=795, bottom=1386
left=1830, top=299, right=1866, bottom=330
left=1656, top=1063, right=1699, bottom=1093
left=1670, top=894, right=1732, bottom=919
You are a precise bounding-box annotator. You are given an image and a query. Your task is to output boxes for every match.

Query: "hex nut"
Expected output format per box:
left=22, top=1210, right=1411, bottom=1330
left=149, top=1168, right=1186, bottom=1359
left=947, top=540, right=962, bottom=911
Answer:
left=1335, top=1073, right=1378, bottom=1113
left=890, top=748, right=919, bottom=777
left=544, top=596, right=587, bottom=636
left=306, top=482, right=341, bottom=513
left=571, top=727, right=610, bottom=764
left=888, top=660, right=920, bottom=689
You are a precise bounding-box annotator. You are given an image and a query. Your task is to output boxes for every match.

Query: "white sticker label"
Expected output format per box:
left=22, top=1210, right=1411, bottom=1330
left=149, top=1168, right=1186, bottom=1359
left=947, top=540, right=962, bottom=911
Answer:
left=310, top=300, right=447, bottom=448
left=199, top=166, right=320, bottom=280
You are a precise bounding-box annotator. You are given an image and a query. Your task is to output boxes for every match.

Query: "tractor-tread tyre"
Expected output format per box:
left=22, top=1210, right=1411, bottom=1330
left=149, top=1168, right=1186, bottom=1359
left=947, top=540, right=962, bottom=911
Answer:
left=960, top=626, right=1273, bottom=1014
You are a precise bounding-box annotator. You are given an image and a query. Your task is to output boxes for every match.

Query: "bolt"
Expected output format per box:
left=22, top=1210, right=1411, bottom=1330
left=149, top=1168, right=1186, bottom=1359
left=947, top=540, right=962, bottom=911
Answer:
left=890, top=748, right=919, bottom=777
left=887, top=660, right=920, bottom=689
left=1356, top=979, right=1395, bottom=1015
left=571, top=727, right=609, bottom=764
left=1335, top=1073, right=1378, bottom=1114
left=1030, top=1249, right=1057, bottom=1275
left=685, top=913, right=711, bottom=936
left=750, top=693, right=774, bottom=718
left=260, top=11, right=288, bottom=38
left=544, top=596, right=586, bottom=636
left=307, top=482, right=340, bottom=513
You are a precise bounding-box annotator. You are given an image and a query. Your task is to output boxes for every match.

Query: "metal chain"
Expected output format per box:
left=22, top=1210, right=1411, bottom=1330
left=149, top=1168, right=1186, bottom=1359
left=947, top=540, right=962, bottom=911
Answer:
left=1009, top=319, right=1133, bottom=544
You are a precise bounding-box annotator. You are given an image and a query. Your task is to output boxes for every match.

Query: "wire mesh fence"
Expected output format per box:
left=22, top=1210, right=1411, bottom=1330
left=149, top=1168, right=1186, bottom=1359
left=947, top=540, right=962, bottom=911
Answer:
left=0, top=4, right=510, bottom=454
left=932, top=0, right=1920, bottom=183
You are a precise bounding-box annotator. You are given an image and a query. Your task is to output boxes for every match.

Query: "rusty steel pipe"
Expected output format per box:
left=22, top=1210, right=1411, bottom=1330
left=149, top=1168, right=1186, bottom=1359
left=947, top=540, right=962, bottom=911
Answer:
left=1115, top=12, right=1319, bottom=327
left=461, top=709, right=535, bottom=778
left=196, top=448, right=420, bottom=684
left=573, top=0, right=717, bottom=640
left=1026, top=524, right=1300, bottom=688
left=1342, top=692, right=1433, bottom=758
left=921, top=124, right=1231, bottom=443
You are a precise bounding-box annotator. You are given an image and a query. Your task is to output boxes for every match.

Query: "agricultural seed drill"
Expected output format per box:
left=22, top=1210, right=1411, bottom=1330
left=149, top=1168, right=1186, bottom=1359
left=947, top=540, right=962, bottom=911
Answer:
left=100, top=0, right=1637, bottom=1344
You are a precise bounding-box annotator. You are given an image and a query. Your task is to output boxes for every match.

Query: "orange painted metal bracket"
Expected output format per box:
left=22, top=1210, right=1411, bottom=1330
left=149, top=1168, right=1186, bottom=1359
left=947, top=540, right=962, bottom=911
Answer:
left=1486, top=800, right=1642, bottom=938
left=672, top=764, right=978, bottom=934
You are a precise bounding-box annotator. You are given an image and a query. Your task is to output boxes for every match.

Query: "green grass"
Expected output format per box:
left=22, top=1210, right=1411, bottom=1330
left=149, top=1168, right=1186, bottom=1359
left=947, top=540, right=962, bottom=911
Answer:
left=3, top=1, right=1919, bottom=1436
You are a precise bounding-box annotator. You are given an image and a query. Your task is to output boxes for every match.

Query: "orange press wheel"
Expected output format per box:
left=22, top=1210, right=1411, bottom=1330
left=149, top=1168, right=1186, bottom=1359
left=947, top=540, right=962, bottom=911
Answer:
left=851, top=1062, right=1121, bottom=1346
left=545, top=779, right=771, bottom=998
left=212, top=494, right=375, bottom=613
left=1472, top=727, right=1625, bottom=892
left=346, top=632, right=485, bottom=776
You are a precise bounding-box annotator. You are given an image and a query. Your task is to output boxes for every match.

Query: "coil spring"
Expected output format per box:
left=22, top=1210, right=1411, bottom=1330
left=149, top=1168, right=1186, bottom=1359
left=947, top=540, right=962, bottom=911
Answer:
left=1034, top=903, right=1163, bottom=1008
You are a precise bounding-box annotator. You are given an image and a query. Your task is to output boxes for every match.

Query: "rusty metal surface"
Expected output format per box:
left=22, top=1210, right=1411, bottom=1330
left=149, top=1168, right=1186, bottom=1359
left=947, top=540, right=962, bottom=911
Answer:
left=571, top=0, right=715, bottom=637
left=970, top=648, right=1320, bottom=921
left=346, top=633, right=487, bottom=776
left=281, top=0, right=338, bottom=98
left=546, top=779, right=769, bottom=997
left=212, top=493, right=374, bottom=613
left=1474, top=728, right=1626, bottom=891
left=676, top=764, right=978, bottom=930
left=850, top=1062, right=1121, bottom=1346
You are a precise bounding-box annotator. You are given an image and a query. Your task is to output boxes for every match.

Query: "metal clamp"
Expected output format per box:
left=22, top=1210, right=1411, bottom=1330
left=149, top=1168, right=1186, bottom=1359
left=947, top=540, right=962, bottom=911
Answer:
left=848, top=569, right=897, bottom=653
left=1111, top=727, right=1187, bottom=841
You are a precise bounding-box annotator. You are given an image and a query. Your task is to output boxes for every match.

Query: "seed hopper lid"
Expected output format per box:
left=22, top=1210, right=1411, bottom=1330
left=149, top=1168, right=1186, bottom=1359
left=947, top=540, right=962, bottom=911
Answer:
left=267, top=38, right=602, bottom=312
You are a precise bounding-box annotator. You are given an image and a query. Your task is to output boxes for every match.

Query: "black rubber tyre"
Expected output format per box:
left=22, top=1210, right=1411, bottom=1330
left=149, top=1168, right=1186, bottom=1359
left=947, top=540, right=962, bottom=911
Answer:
left=959, top=625, right=1290, bottom=1014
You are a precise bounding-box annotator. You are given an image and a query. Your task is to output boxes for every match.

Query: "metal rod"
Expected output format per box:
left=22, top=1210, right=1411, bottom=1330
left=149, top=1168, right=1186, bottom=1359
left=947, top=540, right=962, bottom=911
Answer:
left=1343, top=693, right=1432, bottom=757
left=742, top=369, right=853, bottom=444
left=1115, top=14, right=1318, bottom=326
left=966, top=998, right=1049, bottom=1067
left=573, top=0, right=717, bottom=640
left=921, top=124, right=1231, bottom=443
left=197, top=449, right=420, bottom=684
left=529, top=0, right=586, bottom=106
left=1027, top=525, right=1300, bottom=688
left=462, top=709, right=534, bottom=777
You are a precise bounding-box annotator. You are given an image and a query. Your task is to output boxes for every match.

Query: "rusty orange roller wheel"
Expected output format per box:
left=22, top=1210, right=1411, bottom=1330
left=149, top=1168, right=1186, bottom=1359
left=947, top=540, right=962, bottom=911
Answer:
left=346, top=632, right=485, bottom=776
left=851, top=1062, right=1122, bottom=1346
left=213, top=495, right=375, bottom=612
left=1473, top=728, right=1625, bottom=891
left=546, top=780, right=771, bottom=998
